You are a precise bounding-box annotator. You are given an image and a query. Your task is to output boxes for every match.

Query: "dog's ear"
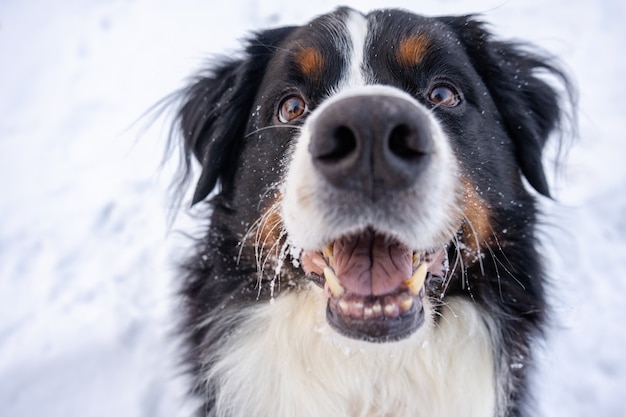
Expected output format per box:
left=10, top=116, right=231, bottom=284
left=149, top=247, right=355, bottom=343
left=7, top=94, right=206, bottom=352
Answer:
left=440, top=16, right=572, bottom=197
left=176, top=26, right=296, bottom=205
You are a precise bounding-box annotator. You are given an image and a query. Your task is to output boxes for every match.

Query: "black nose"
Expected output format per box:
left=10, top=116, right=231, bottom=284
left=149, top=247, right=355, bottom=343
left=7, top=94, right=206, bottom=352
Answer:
left=309, top=94, right=434, bottom=199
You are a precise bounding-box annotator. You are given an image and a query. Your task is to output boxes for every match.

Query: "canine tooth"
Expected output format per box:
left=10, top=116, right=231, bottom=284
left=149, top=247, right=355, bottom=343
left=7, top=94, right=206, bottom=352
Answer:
left=406, top=262, right=428, bottom=295
left=323, top=244, right=334, bottom=266
left=412, top=252, right=422, bottom=266
left=323, top=267, right=344, bottom=297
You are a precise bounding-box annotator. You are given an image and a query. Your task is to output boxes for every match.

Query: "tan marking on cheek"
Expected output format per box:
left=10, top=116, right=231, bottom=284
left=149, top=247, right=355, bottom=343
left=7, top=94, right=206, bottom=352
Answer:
left=461, top=179, right=493, bottom=256
left=256, top=197, right=284, bottom=251
left=246, top=193, right=292, bottom=287
left=296, top=47, right=324, bottom=80
left=397, top=34, right=430, bottom=67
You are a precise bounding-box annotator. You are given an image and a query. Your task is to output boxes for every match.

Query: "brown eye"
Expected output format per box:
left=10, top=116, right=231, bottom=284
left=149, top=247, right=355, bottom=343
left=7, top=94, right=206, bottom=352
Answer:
left=428, top=85, right=460, bottom=107
left=278, top=95, right=307, bottom=123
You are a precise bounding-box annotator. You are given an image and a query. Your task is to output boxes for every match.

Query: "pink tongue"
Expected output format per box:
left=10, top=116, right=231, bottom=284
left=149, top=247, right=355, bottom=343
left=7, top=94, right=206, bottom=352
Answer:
left=333, top=230, right=412, bottom=296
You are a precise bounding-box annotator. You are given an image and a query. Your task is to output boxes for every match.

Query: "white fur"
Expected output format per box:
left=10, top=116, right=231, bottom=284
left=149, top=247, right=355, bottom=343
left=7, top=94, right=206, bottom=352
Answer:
left=340, top=9, right=369, bottom=88
left=204, top=289, right=496, bottom=417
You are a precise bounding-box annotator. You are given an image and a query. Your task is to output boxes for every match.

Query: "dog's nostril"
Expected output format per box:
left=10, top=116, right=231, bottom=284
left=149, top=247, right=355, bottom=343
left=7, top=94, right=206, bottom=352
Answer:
left=316, top=125, right=357, bottom=162
left=388, top=124, right=425, bottom=160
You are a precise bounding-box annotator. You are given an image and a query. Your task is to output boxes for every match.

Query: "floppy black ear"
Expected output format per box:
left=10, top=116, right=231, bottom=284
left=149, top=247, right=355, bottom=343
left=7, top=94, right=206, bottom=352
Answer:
left=440, top=16, right=571, bottom=197
left=176, top=26, right=296, bottom=205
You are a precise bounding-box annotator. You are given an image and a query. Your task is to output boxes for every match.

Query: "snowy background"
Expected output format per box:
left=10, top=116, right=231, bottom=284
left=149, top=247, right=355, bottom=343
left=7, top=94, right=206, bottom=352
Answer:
left=1, top=0, right=624, bottom=416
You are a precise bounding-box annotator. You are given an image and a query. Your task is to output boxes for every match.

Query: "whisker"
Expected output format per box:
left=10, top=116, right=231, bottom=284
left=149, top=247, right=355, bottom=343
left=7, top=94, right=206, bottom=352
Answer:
left=461, top=213, right=486, bottom=277
left=245, top=124, right=302, bottom=138
left=487, top=224, right=517, bottom=272
left=431, top=298, right=457, bottom=328
left=258, top=220, right=284, bottom=271
left=254, top=206, right=282, bottom=276
left=236, top=195, right=285, bottom=299
left=454, top=236, right=466, bottom=290
left=481, top=223, right=526, bottom=292
left=238, top=216, right=265, bottom=264
left=441, top=234, right=463, bottom=299
left=486, top=239, right=526, bottom=291
left=484, top=244, right=504, bottom=300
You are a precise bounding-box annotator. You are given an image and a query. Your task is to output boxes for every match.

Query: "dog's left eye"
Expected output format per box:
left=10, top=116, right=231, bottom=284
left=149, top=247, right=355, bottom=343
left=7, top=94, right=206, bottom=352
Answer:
left=278, top=95, right=307, bottom=123
left=427, top=84, right=460, bottom=107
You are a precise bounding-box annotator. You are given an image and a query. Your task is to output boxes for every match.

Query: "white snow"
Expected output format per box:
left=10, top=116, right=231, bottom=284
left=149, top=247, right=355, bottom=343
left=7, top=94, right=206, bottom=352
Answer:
left=1, top=0, right=624, bottom=416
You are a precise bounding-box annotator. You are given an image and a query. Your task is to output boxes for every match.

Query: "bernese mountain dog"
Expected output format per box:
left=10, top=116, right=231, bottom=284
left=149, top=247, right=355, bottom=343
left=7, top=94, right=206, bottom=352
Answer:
left=169, top=7, right=572, bottom=417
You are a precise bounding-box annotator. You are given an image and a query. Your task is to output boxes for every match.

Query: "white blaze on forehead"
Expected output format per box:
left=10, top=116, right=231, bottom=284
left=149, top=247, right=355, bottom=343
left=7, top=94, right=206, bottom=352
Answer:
left=340, top=10, right=369, bottom=88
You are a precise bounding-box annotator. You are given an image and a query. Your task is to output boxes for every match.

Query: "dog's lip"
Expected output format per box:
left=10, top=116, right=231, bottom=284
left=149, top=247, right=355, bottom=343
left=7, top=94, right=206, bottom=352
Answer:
left=300, top=230, right=449, bottom=342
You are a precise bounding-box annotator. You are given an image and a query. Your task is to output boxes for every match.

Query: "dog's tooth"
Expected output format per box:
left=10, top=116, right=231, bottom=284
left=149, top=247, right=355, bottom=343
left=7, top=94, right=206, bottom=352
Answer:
left=372, top=301, right=383, bottom=317
left=351, top=300, right=364, bottom=318
left=338, top=299, right=350, bottom=314
left=400, top=295, right=414, bottom=312
left=363, top=305, right=374, bottom=319
left=323, top=267, right=344, bottom=297
left=406, top=262, right=428, bottom=295
left=412, top=252, right=422, bottom=266
left=383, top=301, right=400, bottom=318
left=323, top=244, right=334, bottom=266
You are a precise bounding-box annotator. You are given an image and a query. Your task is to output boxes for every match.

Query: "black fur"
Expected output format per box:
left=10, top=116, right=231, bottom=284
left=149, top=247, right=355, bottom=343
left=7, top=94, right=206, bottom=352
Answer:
left=178, top=26, right=297, bottom=204
left=440, top=16, right=569, bottom=198
left=169, top=8, right=572, bottom=417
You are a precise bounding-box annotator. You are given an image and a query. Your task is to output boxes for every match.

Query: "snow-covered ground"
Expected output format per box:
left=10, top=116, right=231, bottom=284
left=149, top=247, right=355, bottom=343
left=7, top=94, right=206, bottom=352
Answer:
left=1, top=0, right=624, bottom=416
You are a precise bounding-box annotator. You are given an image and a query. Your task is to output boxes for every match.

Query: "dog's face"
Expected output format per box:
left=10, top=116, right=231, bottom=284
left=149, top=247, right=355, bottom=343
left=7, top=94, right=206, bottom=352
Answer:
left=177, top=8, right=564, bottom=343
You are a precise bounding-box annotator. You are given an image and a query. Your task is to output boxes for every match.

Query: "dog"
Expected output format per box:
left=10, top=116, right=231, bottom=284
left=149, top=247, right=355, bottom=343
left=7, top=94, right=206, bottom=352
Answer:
left=169, top=7, right=571, bottom=417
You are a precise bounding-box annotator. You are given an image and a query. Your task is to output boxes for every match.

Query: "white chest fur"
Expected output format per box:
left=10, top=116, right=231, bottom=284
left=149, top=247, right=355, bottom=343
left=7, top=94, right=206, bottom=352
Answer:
left=203, top=290, right=496, bottom=417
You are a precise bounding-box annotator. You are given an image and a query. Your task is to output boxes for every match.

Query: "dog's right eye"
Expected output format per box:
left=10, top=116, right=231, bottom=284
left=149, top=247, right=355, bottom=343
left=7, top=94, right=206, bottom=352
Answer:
left=278, top=95, right=307, bottom=123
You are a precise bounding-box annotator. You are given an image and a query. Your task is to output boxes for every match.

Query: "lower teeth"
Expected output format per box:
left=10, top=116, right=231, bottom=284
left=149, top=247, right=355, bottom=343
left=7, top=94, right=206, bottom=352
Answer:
left=332, top=292, right=416, bottom=320
left=400, top=295, right=414, bottom=311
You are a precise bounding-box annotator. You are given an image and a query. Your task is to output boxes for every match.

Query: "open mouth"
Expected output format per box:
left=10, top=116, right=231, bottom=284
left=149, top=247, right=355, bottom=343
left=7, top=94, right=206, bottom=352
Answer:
left=301, top=228, right=448, bottom=342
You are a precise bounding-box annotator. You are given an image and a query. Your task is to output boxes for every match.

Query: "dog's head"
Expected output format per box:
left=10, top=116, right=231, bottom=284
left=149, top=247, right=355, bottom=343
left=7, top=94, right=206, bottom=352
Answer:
left=174, top=8, right=569, bottom=343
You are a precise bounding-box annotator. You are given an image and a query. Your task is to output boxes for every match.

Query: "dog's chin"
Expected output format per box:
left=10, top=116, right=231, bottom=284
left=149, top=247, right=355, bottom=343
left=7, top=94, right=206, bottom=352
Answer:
left=300, top=227, right=449, bottom=343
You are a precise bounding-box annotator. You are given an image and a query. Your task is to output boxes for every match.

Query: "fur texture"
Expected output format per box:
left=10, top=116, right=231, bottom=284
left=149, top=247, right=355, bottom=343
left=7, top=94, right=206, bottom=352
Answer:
left=169, top=7, right=572, bottom=417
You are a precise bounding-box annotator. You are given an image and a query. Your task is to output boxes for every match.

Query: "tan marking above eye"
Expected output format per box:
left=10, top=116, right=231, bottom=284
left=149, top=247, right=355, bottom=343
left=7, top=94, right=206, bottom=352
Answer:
left=295, top=47, right=324, bottom=80
left=278, top=95, right=307, bottom=123
left=397, top=34, right=430, bottom=66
